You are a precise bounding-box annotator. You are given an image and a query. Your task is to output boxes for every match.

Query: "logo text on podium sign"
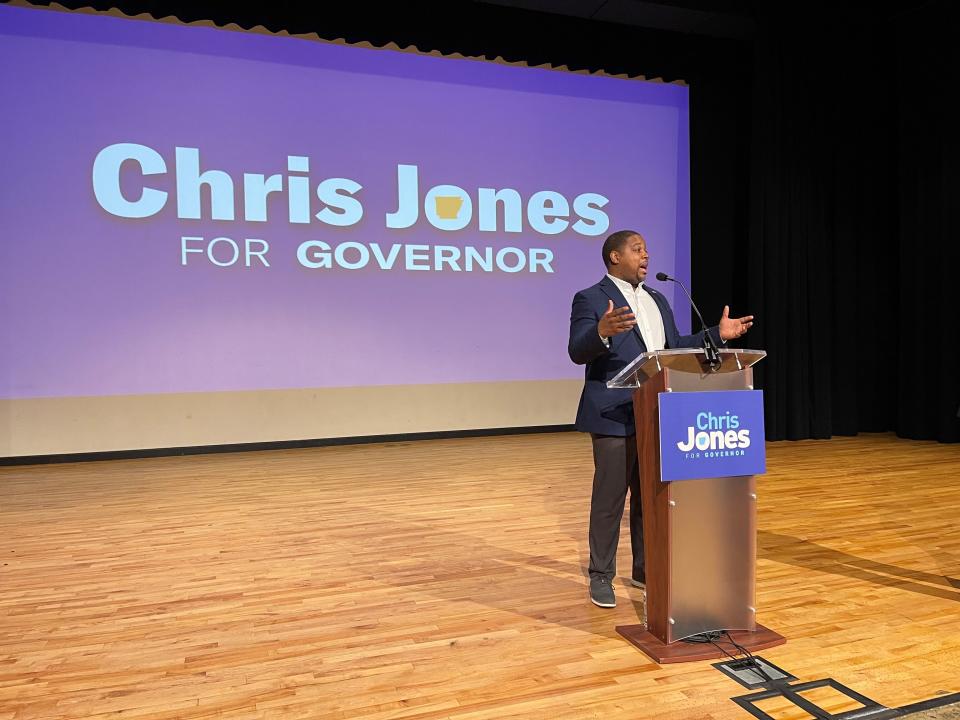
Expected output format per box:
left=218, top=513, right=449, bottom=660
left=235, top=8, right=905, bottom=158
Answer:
left=658, top=390, right=766, bottom=482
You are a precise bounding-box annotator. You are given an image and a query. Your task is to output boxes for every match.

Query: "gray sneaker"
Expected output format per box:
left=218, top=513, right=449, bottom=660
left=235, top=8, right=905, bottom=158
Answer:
left=590, top=576, right=616, bottom=607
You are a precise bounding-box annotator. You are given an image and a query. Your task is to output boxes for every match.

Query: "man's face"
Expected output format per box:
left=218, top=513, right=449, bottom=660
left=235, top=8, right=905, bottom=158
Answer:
left=609, top=234, right=649, bottom=286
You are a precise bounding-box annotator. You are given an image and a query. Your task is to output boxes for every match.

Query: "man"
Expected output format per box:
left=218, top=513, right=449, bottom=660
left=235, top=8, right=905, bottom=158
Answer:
left=568, top=230, right=753, bottom=608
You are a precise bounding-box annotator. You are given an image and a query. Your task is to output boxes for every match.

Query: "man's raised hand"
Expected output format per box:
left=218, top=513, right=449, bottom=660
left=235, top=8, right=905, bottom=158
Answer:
left=718, top=305, right=754, bottom=341
left=598, top=300, right=636, bottom=338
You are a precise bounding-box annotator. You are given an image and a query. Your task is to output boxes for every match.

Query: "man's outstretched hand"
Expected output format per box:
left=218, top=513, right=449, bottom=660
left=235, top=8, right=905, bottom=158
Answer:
left=718, top=305, right=754, bottom=341
left=598, top=300, right=636, bottom=339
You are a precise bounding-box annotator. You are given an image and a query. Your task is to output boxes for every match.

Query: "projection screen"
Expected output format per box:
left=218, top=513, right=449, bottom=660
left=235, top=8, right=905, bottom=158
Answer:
left=0, top=4, right=691, bottom=456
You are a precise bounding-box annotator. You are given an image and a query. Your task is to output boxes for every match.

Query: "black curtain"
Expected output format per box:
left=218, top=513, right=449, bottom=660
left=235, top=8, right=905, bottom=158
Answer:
left=893, top=3, right=959, bottom=442
left=734, top=3, right=958, bottom=442
left=27, top=0, right=960, bottom=443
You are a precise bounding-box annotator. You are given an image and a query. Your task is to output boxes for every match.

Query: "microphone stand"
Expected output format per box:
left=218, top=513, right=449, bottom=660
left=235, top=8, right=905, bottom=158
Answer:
left=656, top=272, right=721, bottom=371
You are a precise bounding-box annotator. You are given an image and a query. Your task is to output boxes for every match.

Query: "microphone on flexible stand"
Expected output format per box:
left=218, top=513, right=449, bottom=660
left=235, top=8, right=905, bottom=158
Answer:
left=655, top=271, right=721, bottom=371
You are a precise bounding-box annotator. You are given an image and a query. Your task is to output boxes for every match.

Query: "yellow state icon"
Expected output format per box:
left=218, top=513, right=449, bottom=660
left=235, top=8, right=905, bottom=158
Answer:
left=434, top=196, right=463, bottom=220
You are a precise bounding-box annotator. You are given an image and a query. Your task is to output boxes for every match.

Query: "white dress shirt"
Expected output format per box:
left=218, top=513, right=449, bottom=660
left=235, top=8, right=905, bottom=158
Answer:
left=605, top=274, right=666, bottom=351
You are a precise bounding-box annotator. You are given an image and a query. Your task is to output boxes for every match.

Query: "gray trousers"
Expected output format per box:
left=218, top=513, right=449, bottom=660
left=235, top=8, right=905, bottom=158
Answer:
left=588, top=434, right=645, bottom=582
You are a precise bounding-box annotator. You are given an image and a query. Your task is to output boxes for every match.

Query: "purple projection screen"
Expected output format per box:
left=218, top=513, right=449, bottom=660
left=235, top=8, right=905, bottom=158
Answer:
left=0, top=5, right=691, bottom=400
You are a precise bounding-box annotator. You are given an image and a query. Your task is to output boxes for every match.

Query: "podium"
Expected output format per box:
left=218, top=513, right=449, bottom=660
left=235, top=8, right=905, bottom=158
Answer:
left=607, top=348, right=785, bottom=664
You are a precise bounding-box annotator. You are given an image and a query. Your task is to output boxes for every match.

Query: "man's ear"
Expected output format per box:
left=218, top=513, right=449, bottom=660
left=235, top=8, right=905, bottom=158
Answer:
left=608, top=251, right=620, bottom=266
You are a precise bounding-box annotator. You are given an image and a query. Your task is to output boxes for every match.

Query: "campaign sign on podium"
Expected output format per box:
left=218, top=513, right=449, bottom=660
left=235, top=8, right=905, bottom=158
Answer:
left=658, top=390, right=766, bottom=482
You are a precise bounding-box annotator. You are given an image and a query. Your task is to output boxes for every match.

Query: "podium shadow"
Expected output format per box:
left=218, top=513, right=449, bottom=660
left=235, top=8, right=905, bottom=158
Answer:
left=758, top=530, right=960, bottom=601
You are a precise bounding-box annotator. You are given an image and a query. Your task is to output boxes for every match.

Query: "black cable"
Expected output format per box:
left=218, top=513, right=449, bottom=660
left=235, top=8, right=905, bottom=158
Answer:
left=720, top=631, right=777, bottom=684
left=681, top=630, right=778, bottom=685
left=682, top=631, right=723, bottom=643
left=682, top=632, right=744, bottom=667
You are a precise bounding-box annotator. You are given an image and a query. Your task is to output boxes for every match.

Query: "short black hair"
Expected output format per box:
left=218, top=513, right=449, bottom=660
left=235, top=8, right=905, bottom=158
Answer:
left=602, top=230, right=640, bottom=268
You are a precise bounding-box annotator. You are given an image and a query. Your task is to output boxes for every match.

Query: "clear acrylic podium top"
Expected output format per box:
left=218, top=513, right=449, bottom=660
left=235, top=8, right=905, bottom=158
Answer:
left=607, top=348, right=767, bottom=389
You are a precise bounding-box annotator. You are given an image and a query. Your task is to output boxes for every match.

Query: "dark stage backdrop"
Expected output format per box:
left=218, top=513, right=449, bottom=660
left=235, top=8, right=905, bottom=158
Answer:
left=744, top=5, right=959, bottom=444
left=18, top=0, right=959, bottom=443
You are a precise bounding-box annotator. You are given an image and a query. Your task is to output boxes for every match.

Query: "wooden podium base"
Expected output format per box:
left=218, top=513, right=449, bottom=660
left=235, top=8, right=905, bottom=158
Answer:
left=616, top=624, right=786, bottom=664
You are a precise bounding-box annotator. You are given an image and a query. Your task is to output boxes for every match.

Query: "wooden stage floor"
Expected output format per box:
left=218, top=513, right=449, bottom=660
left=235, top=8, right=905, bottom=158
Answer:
left=1, top=433, right=958, bottom=719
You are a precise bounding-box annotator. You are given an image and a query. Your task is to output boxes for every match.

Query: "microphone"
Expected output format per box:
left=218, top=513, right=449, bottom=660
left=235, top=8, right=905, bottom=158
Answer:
left=655, top=272, right=721, bottom=370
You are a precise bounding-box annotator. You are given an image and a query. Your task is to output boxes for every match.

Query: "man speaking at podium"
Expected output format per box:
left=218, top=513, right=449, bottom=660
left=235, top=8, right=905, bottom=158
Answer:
left=568, top=230, right=753, bottom=608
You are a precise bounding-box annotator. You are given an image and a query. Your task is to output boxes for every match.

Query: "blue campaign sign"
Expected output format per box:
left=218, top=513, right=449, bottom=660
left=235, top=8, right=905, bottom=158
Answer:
left=658, top=390, right=766, bottom=482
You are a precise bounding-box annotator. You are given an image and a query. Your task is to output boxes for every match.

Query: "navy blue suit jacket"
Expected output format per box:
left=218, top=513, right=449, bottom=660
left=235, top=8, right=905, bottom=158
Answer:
left=567, top=276, right=722, bottom=436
